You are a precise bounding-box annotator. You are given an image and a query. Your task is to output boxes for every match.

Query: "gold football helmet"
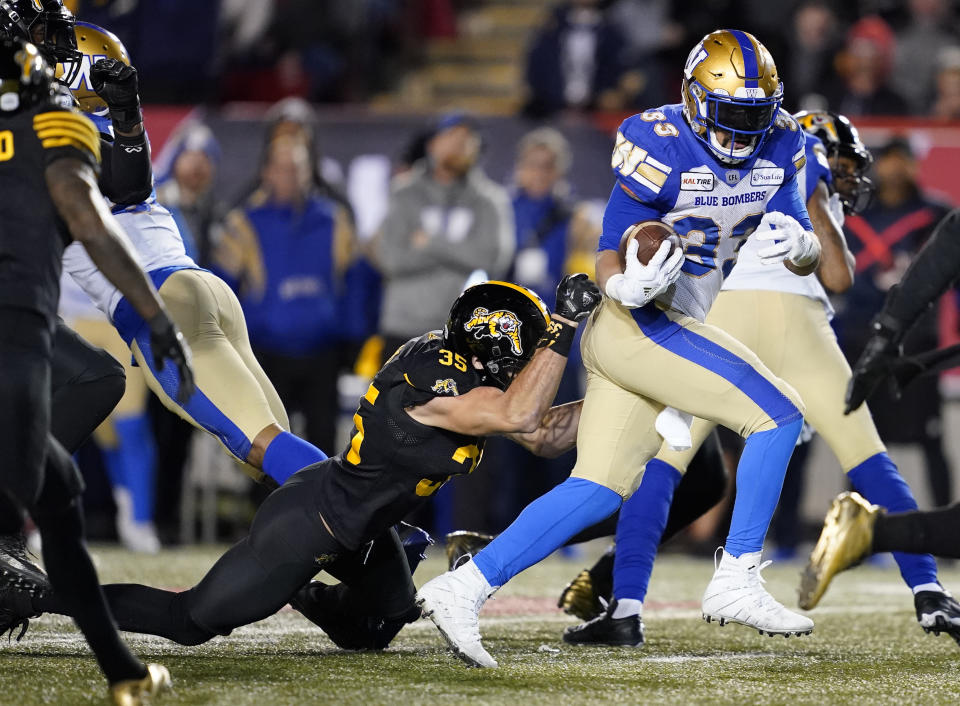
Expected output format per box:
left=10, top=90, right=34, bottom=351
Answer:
left=55, top=19, right=128, bottom=112
left=681, top=29, right=783, bottom=164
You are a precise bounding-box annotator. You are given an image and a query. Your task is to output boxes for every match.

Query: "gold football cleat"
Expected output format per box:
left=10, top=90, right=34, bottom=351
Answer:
left=444, top=531, right=494, bottom=571
left=799, top=492, right=880, bottom=610
left=558, top=569, right=604, bottom=622
left=110, top=663, right=171, bottom=706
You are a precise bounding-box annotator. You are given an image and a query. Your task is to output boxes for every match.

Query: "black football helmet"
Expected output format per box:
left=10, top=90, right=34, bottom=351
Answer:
left=0, top=1, right=79, bottom=84
left=0, top=35, right=56, bottom=114
left=795, top=110, right=875, bottom=214
left=443, top=281, right=551, bottom=390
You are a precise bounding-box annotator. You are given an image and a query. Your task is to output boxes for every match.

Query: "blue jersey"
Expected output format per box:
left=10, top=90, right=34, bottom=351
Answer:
left=722, top=129, right=834, bottom=315
left=599, top=104, right=812, bottom=320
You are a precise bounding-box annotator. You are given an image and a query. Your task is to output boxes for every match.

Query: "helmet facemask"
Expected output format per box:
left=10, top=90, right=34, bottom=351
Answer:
left=27, top=2, right=80, bottom=85
left=684, top=78, right=783, bottom=164
left=830, top=148, right=875, bottom=214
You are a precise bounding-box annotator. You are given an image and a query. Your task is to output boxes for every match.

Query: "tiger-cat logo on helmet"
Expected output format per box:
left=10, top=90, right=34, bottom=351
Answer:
left=464, top=307, right=523, bottom=356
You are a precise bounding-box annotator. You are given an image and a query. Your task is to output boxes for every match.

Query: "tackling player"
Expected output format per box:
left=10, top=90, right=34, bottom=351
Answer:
left=561, top=111, right=960, bottom=648
left=0, top=277, right=602, bottom=652
left=417, top=29, right=821, bottom=668
left=0, top=35, right=193, bottom=704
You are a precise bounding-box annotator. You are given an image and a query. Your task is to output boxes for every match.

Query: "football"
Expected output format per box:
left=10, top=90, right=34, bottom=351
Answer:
left=618, top=220, right=681, bottom=267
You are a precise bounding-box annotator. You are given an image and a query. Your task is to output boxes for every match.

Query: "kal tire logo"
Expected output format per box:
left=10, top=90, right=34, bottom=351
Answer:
left=750, top=167, right=784, bottom=186
left=680, top=172, right=715, bottom=191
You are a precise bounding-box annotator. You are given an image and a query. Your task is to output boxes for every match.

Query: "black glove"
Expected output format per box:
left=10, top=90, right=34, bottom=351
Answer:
left=148, top=313, right=196, bottom=404
left=554, top=273, right=602, bottom=322
left=844, top=322, right=901, bottom=414
left=91, top=58, right=142, bottom=133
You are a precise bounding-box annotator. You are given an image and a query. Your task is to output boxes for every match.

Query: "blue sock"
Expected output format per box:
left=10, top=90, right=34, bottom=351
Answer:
left=103, top=414, right=157, bottom=523
left=613, top=459, right=682, bottom=602
left=725, top=417, right=803, bottom=556
left=473, top=477, right=621, bottom=587
left=262, top=431, right=327, bottom=485
left=847, top=452, right=938, bottom=588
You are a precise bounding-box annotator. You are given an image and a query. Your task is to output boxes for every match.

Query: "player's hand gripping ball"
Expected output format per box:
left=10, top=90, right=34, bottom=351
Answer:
left=618, top=220, right=681, bottom=267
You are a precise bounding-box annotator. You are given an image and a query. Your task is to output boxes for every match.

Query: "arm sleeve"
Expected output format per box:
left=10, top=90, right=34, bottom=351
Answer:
left=767, top=171, right=813, bottom=232
left=99, top=132, right=153, bottom=205
left=880, top=209, right=960, bottom=332
left=32, top=109, right=101, bottom=171
left=598, top=182, right=662, bottom=251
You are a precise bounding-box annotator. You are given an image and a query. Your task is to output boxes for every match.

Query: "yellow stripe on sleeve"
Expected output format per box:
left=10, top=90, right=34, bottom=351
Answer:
left=33, top=110, right=100, bottom=162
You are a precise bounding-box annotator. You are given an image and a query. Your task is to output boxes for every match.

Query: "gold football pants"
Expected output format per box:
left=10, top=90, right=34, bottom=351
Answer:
left=571, top=298, right=804, bottom=497
left=656, top=290, right=885, bottom=474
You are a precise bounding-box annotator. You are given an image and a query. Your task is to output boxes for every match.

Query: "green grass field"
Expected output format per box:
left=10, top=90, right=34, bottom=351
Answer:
left=2, top=543, right=959, bottom=705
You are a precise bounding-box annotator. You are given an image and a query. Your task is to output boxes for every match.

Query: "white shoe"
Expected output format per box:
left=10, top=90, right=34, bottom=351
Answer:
left=416, top=560, right=498, bottom=668
left=114, top=488, right=161, bottom=554
left=702, top=548, right=814, bottom=637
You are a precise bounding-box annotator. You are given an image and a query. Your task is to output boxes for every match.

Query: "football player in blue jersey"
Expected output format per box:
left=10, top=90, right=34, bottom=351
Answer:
left=561, top=111, right=960, bottom=650
left=418, top=29, right=822, bottom=667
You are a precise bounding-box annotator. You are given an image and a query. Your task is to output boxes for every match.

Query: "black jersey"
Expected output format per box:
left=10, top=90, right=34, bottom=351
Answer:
left=0, top=85, right=100, bottom=321
left=316, top=331, right=487, bottom=550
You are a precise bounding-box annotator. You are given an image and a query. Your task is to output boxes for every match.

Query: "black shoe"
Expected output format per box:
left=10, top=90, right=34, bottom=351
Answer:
left=0, top=533, right=49, bottom=598
left=0, top=584, right=38, bottom=641
left=444, top=531, right=494, bottom=571
left=290, top=581, right=419, bottom=650
left=915, top=589, right=960, bottom=647
left=562, top=600, right=645, bottom=647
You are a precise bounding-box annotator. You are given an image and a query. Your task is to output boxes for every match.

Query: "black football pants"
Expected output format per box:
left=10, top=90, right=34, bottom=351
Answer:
left=0, top=317, right=125, bottom=533
left=36, top=463, right=418, bottom=645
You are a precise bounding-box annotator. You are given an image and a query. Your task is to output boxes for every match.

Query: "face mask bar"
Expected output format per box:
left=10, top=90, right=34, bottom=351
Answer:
left=687, top=80, right=783, bottom=162
left=830, top=148, right=875, bottom=214
left=31, top=13, right=79, bottom=85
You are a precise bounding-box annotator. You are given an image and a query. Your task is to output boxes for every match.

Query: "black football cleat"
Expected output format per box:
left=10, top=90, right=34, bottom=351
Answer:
left=444, top=530, right=494, bottom=571
left=915, top=589, right=960, bottom=647
left=290, top=581, right=419, bottom=650
left=0, top=532, right=50, bottom=598
left=0, top=584, right=39, bottom=641
left=562, top=600, right=645, bottom=647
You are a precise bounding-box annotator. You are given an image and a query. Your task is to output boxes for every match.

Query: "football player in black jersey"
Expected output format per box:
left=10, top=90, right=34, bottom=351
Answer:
left=0, top=275, right=601, bottom=652
left=0, top=0, right=177, bottom=595
left=0, top=35, right=195, bottom=704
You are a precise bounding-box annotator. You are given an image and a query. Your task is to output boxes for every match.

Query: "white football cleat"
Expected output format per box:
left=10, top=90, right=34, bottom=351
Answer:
left=416, top=560, right=498, bottom=668
left=702, top=548, right=814, bottom=637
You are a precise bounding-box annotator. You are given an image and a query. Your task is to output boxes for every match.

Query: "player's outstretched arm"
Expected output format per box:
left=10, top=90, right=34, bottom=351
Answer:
left=407, top=275, right=601, bottom=436
left=507, top=399, right=582, bottom=458
left=808, top=181, right=854, bottom=293
left=46, top=157, right=196, bottom=402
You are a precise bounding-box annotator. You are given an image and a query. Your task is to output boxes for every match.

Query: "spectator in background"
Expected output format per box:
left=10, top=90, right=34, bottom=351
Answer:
left=932, top=46, right=960, bottom=121
left=373, top=113, right=514, bottom=356
left=893, top=0, right=959, bottom=114
left=215, top=134, right=355, bottom=453
left=825, top=16, right=909, bottom=116
left=780, top=1, right=843, bottom=112
left=836, top=138, right=953, bottom=508
left=524, top=0, right=626, bottom=117
left=156, top=122, right=226, bottom=268
left=469, top=127, right=600, bottom=533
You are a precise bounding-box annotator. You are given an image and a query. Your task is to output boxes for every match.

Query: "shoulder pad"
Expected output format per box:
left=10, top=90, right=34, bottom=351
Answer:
left=400, top=342, right=481, bottom=401
left=612, top=108, right=681, bottom=198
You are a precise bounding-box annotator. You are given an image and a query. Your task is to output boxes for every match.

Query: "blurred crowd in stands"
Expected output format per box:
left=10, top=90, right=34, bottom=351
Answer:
left=60, top=0, right=960, bottom=554
left=66, top=0, right=960, bottom=120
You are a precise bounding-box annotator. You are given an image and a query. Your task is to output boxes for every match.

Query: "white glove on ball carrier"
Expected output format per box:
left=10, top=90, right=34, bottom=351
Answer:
left=755, top=211, right=819, bottom=268
left=606, top=238, right=685, bottom=309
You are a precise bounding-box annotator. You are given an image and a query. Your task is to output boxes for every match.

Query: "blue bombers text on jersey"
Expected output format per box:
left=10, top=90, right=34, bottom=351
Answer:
left=599, top=104, right=813, bottom=321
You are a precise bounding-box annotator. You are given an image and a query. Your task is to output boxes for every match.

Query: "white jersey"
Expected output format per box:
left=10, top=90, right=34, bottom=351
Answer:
left=603, top=105, right=813, bottom=322
left=62, top=204, right=196, bottom=319
left=722, top=131, right=835, bottom=318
